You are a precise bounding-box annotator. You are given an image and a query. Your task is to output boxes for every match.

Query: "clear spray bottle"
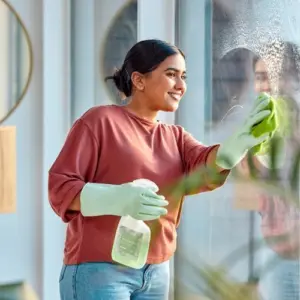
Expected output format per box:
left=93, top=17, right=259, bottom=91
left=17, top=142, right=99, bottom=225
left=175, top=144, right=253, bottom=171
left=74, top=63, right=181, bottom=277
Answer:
left=111, top=179, right=158, bottom=269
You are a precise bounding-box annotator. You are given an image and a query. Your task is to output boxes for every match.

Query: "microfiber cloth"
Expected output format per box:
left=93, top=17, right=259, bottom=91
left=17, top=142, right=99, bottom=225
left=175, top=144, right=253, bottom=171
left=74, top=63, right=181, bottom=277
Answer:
left=251, top=95, right=289, bottom=155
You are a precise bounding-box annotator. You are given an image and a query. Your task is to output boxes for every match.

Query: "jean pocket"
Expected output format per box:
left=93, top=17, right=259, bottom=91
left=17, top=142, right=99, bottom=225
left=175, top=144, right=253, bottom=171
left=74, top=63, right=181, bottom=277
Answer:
left=59, top=265, right=67, bottom=282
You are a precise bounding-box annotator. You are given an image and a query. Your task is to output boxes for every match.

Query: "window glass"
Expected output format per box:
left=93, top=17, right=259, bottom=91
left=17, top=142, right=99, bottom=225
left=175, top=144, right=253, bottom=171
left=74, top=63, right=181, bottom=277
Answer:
left=175, top=0, right=300, bottom=299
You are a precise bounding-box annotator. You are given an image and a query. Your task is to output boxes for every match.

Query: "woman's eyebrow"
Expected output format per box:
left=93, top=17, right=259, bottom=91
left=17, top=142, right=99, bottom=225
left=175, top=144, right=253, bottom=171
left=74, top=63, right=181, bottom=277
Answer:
left=255, top=71, right=268, bottom=76
left=164, top=67, right=186, bottom=74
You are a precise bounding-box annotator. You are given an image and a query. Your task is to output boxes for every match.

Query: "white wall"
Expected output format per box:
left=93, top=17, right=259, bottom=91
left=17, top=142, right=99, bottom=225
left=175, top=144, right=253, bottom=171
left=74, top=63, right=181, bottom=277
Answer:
left=71, top=0, right=98, bottom=120
left=42, top=1, right=71, bottom=300
left=0, top=0, right=44, bottom=295
left=0, top=1, right=69, bottom=300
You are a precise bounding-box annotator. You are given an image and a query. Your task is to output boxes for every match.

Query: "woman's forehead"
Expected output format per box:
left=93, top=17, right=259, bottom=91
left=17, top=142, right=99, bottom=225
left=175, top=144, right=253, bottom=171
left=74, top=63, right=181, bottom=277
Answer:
left=158, top=54, right=186, bottom=71
left=254, top=59, right=268, bottom=72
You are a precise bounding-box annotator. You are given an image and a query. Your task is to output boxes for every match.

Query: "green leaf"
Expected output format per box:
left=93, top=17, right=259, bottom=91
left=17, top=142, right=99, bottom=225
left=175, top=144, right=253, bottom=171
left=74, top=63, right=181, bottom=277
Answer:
left=289, top=146, right=300, bottom=194
left=268, top=134, right=281, bottom=180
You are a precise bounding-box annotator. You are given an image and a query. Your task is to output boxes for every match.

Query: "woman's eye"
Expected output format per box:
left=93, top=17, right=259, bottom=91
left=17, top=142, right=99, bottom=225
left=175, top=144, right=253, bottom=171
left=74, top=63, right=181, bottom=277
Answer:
left=255, top=73, right=268, bottom=82
left=167, top=72, right=187, bottom=80
left=167, top=72, right=176, bottom=77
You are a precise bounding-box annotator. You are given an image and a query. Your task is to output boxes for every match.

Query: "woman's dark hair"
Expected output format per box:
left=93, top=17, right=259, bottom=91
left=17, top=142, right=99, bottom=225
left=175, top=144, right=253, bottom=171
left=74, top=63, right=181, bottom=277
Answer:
left=252, top=40, right=300, bottom=96
left=105, top=39, right=185, bottom=97
left=212, top=47, right=252, bottom=124
left=252, top=41, right=300, bottom=75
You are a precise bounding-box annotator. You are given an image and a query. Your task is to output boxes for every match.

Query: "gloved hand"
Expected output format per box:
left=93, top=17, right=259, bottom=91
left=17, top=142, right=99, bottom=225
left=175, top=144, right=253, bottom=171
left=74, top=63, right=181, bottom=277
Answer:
left=252, top=95, right=290, bottom=168
left=216, top=93, right=274, bottom=169
left=80, top=181, right=168, bottom=221
left=251, top=95, right=289, bottom=155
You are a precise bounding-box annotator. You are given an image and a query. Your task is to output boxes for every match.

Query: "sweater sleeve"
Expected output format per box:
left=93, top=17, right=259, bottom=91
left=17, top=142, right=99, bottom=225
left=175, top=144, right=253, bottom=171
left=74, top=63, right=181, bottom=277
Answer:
left=178, top=127, right=230, bottom=195
left=259, top=194, right=300, bottom=257
left=48, top=119, right=99, bottom=222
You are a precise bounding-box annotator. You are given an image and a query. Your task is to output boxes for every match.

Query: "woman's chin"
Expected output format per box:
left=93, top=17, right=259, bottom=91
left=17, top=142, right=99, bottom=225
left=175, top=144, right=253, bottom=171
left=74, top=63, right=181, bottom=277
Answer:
left=162, top=101, right=180, bottom=112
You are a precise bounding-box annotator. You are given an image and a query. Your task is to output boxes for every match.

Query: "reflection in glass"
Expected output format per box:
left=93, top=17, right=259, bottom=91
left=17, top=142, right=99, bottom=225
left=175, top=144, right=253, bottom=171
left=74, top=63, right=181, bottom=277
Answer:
left=0, top=0, right=32, bottom=123
left=208, top=0, right=300, bottom=299
left=101, top=0, right=137, bottom=105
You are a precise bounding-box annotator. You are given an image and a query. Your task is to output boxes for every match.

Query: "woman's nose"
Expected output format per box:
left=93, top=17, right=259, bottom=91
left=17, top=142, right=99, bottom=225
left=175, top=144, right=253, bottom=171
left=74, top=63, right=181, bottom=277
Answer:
left=257, top=81, right=271, bottom=93
left=175, top=78, right=186, bottom=92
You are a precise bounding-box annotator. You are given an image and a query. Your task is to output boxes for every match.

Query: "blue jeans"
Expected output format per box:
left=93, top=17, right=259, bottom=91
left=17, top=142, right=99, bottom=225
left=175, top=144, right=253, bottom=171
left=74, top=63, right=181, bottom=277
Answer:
left=59, top=261, right=170, bottom=300
left=262, top=259, right=299, bottom=300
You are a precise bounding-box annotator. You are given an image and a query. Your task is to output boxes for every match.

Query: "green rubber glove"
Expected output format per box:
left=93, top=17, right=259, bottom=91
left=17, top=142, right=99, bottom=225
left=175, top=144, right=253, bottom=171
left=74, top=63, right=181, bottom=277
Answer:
left=80, top=181, right=168, bottom=221
left=251, top=95, right=289, bottom=155
left=216, top=93, right=273, bottom=169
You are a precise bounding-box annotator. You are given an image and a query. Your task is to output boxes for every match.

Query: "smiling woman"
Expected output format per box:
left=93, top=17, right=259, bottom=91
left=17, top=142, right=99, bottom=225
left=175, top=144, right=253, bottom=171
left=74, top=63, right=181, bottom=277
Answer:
left=105, top=39, right=187, bottom=118
left=48, top=38, right=276, bottom=300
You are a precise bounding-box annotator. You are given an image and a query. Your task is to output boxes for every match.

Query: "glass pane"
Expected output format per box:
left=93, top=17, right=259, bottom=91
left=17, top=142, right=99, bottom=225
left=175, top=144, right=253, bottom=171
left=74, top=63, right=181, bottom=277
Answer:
left=208, top=0, right=300, bottom=299
left=175, top=0, right=300, bottom=299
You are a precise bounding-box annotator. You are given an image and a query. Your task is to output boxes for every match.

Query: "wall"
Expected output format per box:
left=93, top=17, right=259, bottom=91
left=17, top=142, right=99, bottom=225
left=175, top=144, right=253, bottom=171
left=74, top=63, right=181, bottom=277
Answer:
left=0, top=0, right=44, bottom=295
left=0, top=1, right=69, bottom=300
left=42, top=1, right=71, bottom=300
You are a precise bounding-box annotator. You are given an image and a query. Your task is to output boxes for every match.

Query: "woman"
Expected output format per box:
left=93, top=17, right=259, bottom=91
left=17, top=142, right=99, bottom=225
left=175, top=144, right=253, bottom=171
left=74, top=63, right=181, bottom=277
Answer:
left=251, top=41, right=300, bottom=300
left=48, top=39, right=273, bottom=300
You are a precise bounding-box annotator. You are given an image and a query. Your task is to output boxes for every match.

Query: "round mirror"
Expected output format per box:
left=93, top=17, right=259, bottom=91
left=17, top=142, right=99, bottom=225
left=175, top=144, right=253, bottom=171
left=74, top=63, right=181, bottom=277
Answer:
left=100, top=0, right=137, bottom=104
left=0, top=0, right=33, bottom=124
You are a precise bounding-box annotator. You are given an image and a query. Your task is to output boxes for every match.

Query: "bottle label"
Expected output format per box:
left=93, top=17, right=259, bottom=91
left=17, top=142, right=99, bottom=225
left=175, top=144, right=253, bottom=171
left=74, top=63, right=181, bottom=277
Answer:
left=116, top=226, right=143, bottom=259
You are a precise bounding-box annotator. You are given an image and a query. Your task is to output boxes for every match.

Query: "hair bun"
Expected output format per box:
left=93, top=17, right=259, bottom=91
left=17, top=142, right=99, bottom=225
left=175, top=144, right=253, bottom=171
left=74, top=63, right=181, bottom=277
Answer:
left=112, top=68, right=132, bottom=97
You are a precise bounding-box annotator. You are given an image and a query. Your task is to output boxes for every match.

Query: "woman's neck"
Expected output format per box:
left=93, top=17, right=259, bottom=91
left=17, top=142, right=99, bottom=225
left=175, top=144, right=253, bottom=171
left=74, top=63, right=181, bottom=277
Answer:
left=124, top=97, right=158, bottom=122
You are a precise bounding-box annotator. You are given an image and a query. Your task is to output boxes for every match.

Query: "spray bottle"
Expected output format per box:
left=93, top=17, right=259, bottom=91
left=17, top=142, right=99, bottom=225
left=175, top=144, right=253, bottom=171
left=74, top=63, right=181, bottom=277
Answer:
left=111, top=179, right=158, bottom=269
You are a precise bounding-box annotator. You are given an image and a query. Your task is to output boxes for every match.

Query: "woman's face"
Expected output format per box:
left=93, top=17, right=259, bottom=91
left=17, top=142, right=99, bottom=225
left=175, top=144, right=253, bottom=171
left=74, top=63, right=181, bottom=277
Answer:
left=254, top=59, right=271, bottom=93
left=254, top=58, right=299, bottom=95
left=135, top=53, right=187, bottom=112
left=254, top=59, right=300, bottom=142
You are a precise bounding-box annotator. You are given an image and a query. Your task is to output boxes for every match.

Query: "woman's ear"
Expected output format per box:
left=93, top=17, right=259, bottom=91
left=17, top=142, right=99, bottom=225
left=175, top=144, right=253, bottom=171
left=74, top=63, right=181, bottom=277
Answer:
left=131, top=71, right=145, bottom=91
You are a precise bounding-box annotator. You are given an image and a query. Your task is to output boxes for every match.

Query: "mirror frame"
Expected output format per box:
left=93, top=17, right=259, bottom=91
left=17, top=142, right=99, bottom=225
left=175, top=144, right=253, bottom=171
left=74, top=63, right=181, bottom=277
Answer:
left=0, top=0, right=34, bottom=124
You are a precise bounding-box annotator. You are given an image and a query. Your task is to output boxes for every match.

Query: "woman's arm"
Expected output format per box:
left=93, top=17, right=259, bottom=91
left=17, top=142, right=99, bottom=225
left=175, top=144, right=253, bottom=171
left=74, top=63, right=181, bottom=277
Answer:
left=177, top=127, right=230, bottom=195
left=68, top=195, right=81, bottom=211
left=48, top=119, right=99, bottom=222
left=205, top=145, right=231, bottom=190
left=206, top=144, right=225, bottom=173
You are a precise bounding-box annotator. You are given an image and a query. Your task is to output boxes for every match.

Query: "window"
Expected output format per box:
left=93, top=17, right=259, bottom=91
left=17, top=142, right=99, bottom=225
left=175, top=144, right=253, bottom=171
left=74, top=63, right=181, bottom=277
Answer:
left=175, top=0, right=300, bottom=298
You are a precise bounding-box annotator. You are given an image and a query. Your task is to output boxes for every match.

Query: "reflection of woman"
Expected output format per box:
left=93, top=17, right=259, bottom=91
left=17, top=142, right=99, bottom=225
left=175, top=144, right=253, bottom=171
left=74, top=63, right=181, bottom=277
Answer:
left=48, top=39, right=273, bottom=299
left=252, top=41, right=300, bottom=300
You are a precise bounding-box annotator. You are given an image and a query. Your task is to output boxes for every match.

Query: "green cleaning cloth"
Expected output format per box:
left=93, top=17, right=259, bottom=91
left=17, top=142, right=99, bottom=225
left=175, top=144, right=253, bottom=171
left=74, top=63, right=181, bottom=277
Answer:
left=251, top=95, right=289, bottom=155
